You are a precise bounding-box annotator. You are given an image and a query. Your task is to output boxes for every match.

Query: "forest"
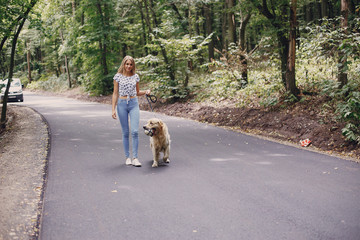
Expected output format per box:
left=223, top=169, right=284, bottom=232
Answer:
left=1, top=0, right=360, bottom=145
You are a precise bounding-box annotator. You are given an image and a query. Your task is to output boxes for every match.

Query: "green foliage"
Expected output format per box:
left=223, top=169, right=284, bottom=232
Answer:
left=336, top=81, right=360, bottom=144
left=240, top=65, right=283, bottom=108
left=196, top=56, right=283, bottom=108
left=194, top=37, right=282, bottom=106
left=27, top=74, right=69, bottom=92
left=137, top=34, right=211, bottom=100
left=294, top=18, right=360, bottom=144
left=4, top=0, right=360, bottom=109
left=136, top=55, right=172, bottom=98
left=78, top=70, right=115, bottom=96
left=299, top=17, right=360, bottom=75
left=191, top=13, right=360, bottom=111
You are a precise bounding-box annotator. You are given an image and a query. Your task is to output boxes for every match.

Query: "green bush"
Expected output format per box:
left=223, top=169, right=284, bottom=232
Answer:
left=27, top=74, right=69, bottom=92
left=136, top=33, right=211, bottom=101
left=336, top=83, right=360, bottom=144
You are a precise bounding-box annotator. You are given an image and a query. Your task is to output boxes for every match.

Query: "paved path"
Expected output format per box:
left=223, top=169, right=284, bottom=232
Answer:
left=25, top=92, right=360, bottom=240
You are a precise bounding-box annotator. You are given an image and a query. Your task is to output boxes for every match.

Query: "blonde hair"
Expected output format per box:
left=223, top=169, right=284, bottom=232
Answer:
left=117, top=56, right=136, bottom=75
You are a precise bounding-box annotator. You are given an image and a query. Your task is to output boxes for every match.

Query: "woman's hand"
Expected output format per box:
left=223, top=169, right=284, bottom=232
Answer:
left=145, top=89, right=151, bottom=95
left=112, top=110, right=117, bottom=119
left=112, top=80, right=119, bottom=120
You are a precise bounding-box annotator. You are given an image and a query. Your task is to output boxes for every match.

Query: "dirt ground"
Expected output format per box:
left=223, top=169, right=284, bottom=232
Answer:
left=44, top=88, right=360, bottom=161
left=0, top=105, right=49, bottom=239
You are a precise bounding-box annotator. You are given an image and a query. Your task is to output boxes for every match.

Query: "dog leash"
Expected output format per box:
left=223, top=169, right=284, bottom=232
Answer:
left=146, top=94, right=157, bottom=112
left=145, top=94, right=158, bottom=137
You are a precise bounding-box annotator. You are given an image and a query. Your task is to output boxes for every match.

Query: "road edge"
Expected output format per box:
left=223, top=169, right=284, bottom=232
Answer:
left=25, top=105, right=51, bottom=240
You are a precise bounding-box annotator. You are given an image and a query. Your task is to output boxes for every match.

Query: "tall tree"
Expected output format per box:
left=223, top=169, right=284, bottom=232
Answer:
left=321, top=0, right=329, bottom=18
left=19, top=21, right=42, bottom=81
left=143, top=0, right=176, bottom=83
left=252, top=0, right=299, bottom=95
left=204, top=2, right=215, bottom=61
left=227, top=0, right=236, bottom=45
left=338, top=0, right=349, bottom=88
left=238, top=1, right=251, bottom=85
left=26, top=39, right=32, bottom=83
left=285, top=0, right=298, bottom=95
left=68, top=0, right=121, bottom=94
left=1, top=0, right=38, bottom=129
left=59, top=29, right=71, bottom=88
left=221, top=1, right=227, bottom=50
left=95, top=0, right=109, bottom=76
left=137, top=0, right=149, bottom=55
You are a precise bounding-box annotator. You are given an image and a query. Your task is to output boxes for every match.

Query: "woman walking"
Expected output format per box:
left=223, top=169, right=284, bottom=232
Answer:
left=112, top=56, right=150, bottom=167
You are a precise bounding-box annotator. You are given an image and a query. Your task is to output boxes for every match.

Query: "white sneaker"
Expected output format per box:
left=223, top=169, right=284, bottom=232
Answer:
left=132, top=158, right=142, bottom=167
left=125, top=158, right=132, bottom=165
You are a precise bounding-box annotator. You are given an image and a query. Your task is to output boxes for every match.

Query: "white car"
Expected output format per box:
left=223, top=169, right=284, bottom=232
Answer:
left=0, top=78, right=24, bottom=102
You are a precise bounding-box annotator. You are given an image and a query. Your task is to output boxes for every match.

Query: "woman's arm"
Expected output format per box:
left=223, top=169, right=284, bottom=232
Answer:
left=112, top=80, right=119, bottom=119
left=136, top=82, right=150, bottom=96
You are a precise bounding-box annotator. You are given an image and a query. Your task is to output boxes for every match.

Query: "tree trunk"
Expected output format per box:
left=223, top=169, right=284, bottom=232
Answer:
left=1, top=0, right=37, bottom=129
left=26, top=39, right=32, bottom=83
left=321, top=0, right=329, bottom=18
left=256, top=0, right=299, bottom=95
left=103, top=1, right=110, bottom=75
left=187, top=2, right=193, bottom=37
left=195, top=7, right=201, bottom=36
left=285, top=0, right=298, bottom=96
left=239, top=14, right=250, bottom=51
left=239, top=12, right=251, bottom=85
left=64, top=55, right=71, bottom=88
left=1, top=17, right=28, bottom=128
left=338, top=0, right=349, bottom=88
left=221, top=1, right=227, bottom=50
left=59, top=29, right=71, bottom=88
left=72, top=0, right=76, bottom=17
left=187, top=0, right=194, bottom=74
left=96, top=0, right=108, bottom=75
left=142, top=0, right=153, bottom=32
left=137, top=0, right=148, bottom=55
left=227, top=0, right=236, bottom=45
left=145, top=0, right=175, bottom=82
left=315, top=1, right=322, bottom=22
left=204, top=3, right=214, bottom=61
left=0, top=53, right=6, bottom=79
left=278, top=32, right=289, bottom=88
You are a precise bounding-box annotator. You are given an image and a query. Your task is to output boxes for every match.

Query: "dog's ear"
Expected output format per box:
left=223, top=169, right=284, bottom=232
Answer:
left=158, top=120, right=164, bottom=130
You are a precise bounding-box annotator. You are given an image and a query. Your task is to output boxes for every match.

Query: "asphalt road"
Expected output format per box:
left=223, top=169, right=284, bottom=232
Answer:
left=24, top=92, right=360, bottom=240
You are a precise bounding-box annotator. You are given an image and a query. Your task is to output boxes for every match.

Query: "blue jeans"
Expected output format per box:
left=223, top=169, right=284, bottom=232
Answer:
left=117, top=98, right=140, bottom=159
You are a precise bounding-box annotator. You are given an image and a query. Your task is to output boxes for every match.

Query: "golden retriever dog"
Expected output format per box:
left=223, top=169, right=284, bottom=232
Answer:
left=143, top=118, right=171, bottom=167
